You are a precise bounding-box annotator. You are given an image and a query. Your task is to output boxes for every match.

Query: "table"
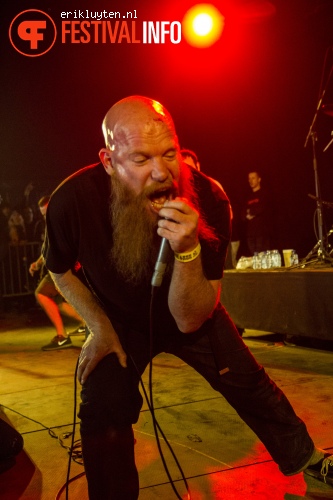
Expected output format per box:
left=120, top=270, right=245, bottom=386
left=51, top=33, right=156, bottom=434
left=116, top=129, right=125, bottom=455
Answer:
left=221, top=267, right=333, bottom=340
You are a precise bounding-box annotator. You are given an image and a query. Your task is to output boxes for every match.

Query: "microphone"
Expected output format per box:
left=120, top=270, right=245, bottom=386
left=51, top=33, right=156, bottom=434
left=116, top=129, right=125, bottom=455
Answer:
left=151, top=237, right=172, bottom=287
left=151, top=193, right=176, bottom=287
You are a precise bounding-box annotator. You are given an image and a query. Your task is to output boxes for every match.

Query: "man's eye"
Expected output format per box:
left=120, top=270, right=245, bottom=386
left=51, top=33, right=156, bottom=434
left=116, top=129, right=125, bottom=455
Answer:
left=164, top=152, right=176, bottom=160
left=133, top=156, right=148, bottom=164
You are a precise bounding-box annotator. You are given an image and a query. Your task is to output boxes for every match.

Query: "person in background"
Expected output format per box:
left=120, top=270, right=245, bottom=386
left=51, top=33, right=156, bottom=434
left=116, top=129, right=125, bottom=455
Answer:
left=180, top=148, right=201, bottom=171
left=34, top=196, right=49, bottom=245
left=29, top=196, right=50, bottom=278
left=180, top=148, right=225, bottom=191
left=241, top=170, right=271, bottom=254
left=8, top=209, right=26, bottom=245
left=21, top=206, right=36, bottom=242
left=29, top=196, right=85, bottom=350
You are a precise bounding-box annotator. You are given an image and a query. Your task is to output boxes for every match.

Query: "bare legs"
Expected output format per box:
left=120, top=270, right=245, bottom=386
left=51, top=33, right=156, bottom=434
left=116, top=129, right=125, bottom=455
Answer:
left=36, top=293, right=83, bottom=338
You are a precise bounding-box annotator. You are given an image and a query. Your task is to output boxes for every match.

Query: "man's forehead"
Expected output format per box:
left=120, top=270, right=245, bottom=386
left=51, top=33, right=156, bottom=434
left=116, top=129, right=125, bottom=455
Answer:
left=114, top=119, right=176, bottom=147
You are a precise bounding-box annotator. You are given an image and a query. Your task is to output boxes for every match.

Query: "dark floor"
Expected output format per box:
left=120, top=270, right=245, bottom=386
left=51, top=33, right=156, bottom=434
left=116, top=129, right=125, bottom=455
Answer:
left=0, top=298, right=332, bottom=499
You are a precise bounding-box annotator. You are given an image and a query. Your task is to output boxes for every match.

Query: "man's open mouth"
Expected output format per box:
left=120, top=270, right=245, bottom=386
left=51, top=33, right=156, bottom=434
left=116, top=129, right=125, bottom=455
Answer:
left=149, top=188, right=173, bottom=210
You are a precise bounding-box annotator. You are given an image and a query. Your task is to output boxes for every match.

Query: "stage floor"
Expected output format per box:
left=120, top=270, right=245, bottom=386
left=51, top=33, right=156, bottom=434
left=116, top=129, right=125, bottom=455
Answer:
left=0, top=303, right=332, bottom=499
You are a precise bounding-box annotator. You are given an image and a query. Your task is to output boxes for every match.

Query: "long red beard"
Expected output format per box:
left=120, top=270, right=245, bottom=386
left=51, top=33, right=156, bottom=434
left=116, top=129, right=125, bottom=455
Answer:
left=109, top=175, right=164, bottom=285
left=109, top=164, right=218, bottom=285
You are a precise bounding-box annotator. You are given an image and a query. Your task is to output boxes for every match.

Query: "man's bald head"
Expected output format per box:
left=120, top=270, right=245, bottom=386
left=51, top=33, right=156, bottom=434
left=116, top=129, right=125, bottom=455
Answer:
left=102, top=96, right=177, bottom=151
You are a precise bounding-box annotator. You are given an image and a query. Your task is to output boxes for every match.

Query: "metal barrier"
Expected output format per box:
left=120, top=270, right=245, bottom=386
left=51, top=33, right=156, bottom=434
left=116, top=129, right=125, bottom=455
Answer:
left=0, top=242, right=41, bottom=297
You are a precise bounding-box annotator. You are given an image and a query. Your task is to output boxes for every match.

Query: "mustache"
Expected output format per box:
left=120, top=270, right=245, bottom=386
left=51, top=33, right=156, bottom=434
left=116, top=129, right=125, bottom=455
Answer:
left=142, top=180, right=179, bottom=200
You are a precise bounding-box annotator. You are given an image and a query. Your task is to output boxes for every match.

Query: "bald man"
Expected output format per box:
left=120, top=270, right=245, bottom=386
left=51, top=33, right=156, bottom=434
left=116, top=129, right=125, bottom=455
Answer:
left=44, top=96, right=332, bottom=498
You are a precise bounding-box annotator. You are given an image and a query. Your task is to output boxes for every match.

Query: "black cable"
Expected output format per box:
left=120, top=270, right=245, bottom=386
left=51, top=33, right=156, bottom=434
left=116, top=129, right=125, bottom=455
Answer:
left=149, top=290, right=183, bottom=498
left=133, top=366, right=191, bottom=499
left=0, top=402, right=85, bottom=499
left=52, top=433, right=82, bottom=464
left=82, top=263, right=190, bottom=496
left=0, top=404, right=69, bottom=443
left=145, top=286, right=191, bottom=500
left=55, top=471, right=86, bottom=500
left=64, top=356, right=81, bottom=500
left=2, top=314, right=190, bottom=499
left=54, top=356, right=85, bottom=500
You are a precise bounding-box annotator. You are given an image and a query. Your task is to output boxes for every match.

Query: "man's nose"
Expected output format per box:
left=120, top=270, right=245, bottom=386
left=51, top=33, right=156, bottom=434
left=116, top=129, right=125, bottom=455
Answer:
left=151, top=158, right=169, bottom=181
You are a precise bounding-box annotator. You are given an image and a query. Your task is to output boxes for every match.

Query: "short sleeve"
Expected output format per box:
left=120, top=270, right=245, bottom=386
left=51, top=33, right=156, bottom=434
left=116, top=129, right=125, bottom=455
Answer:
left=43, top=180, right=80, bottom=273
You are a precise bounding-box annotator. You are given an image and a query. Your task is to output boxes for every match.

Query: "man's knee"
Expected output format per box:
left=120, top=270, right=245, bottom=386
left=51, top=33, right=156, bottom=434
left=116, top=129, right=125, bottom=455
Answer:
left=79, top=353, right=143, bottom=433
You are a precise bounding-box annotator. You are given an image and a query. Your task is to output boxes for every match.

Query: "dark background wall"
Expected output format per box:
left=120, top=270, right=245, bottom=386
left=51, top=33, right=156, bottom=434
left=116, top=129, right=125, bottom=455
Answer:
left=1, top=0, right=333, bottom=258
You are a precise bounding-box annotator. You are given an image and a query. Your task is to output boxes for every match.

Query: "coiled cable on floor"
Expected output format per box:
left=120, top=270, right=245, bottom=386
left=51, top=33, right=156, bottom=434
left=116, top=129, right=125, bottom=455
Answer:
left=0, top=402, right=84, bottom=499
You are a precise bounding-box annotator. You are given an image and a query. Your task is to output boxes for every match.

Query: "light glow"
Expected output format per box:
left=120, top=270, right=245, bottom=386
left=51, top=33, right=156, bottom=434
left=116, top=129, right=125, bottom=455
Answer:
left=152, top=100, right=165, bottom=116
left=183, top=4, right=225, bottom=48
left=193, top=13, right=213, bottom=36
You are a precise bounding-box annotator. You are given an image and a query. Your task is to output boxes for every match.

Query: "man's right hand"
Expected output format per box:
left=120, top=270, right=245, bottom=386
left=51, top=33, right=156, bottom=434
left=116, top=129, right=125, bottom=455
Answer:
left=49, top=269, right=127, bottom=384
left=77, top=327, right=127, bottom=385
left=29, top=261, right=39, bottom=276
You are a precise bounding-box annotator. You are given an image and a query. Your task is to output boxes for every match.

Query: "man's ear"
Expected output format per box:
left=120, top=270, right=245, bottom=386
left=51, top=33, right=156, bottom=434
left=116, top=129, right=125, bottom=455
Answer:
left=99, top=148, right=113, bottom=176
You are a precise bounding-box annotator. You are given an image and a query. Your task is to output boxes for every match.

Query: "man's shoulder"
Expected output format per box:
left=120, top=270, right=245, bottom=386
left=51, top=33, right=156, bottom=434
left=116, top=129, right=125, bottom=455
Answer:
left=193, top=169, right=229, bottom=202
left=51, top=163, right=108, bottom=201
left=47, top=163, right=109, bottom=221
left=255, top=187, right=269, bottom=201
left=55, top=162, right=103, bottom=190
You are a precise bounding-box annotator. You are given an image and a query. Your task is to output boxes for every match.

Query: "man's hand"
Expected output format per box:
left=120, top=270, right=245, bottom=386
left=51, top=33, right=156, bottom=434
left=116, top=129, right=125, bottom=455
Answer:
left=158, top=198, right=221, bottom=334
left=246, top=208, right=255, bottom=221
left=49, top=269, right=127, bottom=385
left=157, top=197, right=199, bottom=253
left=78, top=327, right=127, bottom=385
left=29, top=261, right=40, bottom=276
left=29, top=255, right=44, bottom=276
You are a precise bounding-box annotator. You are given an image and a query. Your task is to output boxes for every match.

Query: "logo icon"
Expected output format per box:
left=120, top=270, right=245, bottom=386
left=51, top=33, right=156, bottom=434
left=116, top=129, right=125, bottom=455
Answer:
left=9, top=9, right=57, bottom=57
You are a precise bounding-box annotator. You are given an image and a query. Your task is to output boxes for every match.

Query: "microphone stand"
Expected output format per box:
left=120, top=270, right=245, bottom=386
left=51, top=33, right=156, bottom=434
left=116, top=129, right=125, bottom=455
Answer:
left=323, top=130, right=333, bottom=152
left=301, top=54, right=333, bottom=267
left=299, top=130, right=333, bottom=267
left=310, top=132, right=325, bottom=261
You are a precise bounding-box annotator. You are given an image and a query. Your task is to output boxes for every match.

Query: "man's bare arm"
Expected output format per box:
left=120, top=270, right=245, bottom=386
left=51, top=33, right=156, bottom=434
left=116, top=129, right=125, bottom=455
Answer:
left=157, top=198, right=221, bottom=333
left=50, top=270, right=127, bottom=383
left=168, top=257, right=221, bottom=333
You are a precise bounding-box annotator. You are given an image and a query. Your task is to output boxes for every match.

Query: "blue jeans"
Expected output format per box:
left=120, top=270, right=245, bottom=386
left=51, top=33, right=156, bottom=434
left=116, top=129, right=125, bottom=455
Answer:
left=79, top=304, right=314, bottom=498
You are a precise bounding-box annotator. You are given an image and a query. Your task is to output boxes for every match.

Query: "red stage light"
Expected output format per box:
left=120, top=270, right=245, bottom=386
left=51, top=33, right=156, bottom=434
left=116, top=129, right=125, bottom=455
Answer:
left=182, top=4, right=225, bottom=48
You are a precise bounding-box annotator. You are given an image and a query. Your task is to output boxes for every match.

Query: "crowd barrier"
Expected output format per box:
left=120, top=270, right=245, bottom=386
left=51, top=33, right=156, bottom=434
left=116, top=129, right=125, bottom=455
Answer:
left=0, top=242, right=41, bottom=298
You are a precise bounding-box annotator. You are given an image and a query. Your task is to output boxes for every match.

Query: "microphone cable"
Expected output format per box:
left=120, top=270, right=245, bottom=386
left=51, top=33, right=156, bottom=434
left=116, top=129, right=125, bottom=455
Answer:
left=145, top=285, right=191, bottom=500
left=55, top=356, right=85, bottom=500
left=59, top=264, right=191, bottom=499
left=148, top=235, right=191, bottom=497
left=0, top=400, right=85, bottom=500
left=65, top=356, right=80, bottom=500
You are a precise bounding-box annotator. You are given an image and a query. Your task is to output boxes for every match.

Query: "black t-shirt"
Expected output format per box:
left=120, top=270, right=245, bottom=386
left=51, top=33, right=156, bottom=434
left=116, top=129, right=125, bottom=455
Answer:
left=243, top=187, right=270, bottom=238
left=44, top=163, right=230, bottom=333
